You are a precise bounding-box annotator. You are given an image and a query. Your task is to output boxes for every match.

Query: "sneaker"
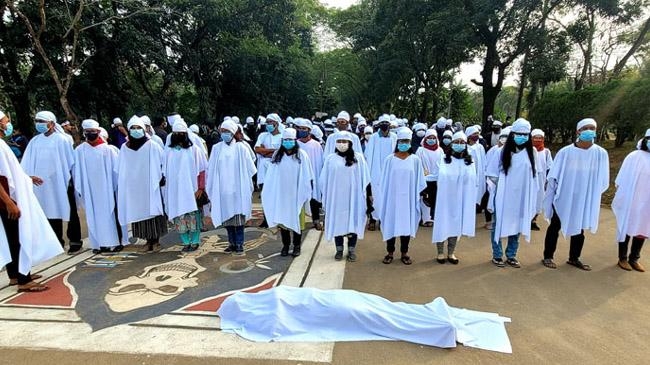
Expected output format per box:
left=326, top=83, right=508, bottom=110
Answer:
left=347, top=253, right=357, bottom=262
left=506, top=258, right=521, bottom=268
left=492, top=258, right=505, bottom=267
left=436, top=254, right=446, bottom=264
left=447, top=254, right=459, bottom=265
left=224, top=245, right=235, bottom=253
left=233, top=248, right=245, bottom=256
left=531, top=222, right=541, bottom=231
left=334, top=252, right=343, bottom=261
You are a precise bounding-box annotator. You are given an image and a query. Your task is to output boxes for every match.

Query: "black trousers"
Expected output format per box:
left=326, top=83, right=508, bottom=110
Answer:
left=424, top=181, right=437, bottom=220
left=1, top=211, right=31, bottom=285
left=366, top=184, right=375, bottom=222
left=619, top=235, right=645, bottom=262
left=280, top=228, right=302, bottom=247
left=48, top=218, right=65, bottom=247
left=480, top=190, right=492, bottom=222
left=66, top=182, right=82, bottom=243
left=543, top=208, right=585, bottom=261
left=386, top=236, right=411, bottom=254
left=310, top=199, right=321, bottom=222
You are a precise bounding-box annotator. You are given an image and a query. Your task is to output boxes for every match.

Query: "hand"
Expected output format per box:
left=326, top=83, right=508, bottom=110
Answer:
left=6, top=200, right=20, bottom=220
left=369, top=196, right=374, bottom=203
left=194, top=189, right=204, bottom=199
left=31, top=176, right=43, bottom=186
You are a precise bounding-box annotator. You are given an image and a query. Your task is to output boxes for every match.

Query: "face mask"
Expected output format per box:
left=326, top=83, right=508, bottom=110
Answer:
left=499, top=136, right=508, bottom=145
left=336, top=142, right=349, bottom=153
left=469, top=135, right=480, bottom=142
left=533, top=139, right=545, bottom=151
left=442, top=138, right=452, bottom=146
left=425, top=138, right=437, bottom=146
left=397, top=143, right=410, bottom=152
left=492, top=127, right=501, bottom=132
left=35, top=122, right=49, bottom=134
left=85, top=132, right=99, bottom=142
left=297, top=130, right=309, bottom=139
left=379, top=124, right=389, bottom=132
left=266, top=124, right=276, bottom=133
left=365, top=133, right=373, bottom=138
left=451, top=143, right=465, bottom=153
left=514, top=135, right=529, bottom=146
left=578, top=130, right=596, bottom=142
left=416, top=130, right=426, bottom=138
left=221, top=132, right=233, bottom=143
left=3, top=122, right=13, bottom=138
left=130, top=129, right=145, bottom=139
left=282, top=140, right=296, bottom=150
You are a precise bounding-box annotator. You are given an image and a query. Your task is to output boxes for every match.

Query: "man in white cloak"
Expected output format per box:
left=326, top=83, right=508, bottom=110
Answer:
left=323, top=111, right=363, bottom=157
left=295, top=117, right=325, bottom=230
left=364, top=114, right=397, bottom=230
left=465, top=125, right=487, bottom=210
left=531, top=128, right=553, bottom=231
left=165, top=114, right=208, bottom=157
left=141, top=115, right=164, bottom=148
left=254, top=113, right=283, bottom=188
left=21, top=111, right=75, bottom=251
left=74, top=119, right=123, bottom=253
left=542, top=118, right=609, bottom=270
left=0, top=110, right=63, bottom=292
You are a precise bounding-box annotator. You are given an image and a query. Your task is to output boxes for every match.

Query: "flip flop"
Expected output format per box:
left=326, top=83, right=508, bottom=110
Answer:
left=541, top=259, right=557, bottom=269
left=567, top=260, right=591, bottom=271
left=8, top=274, right=43, bottom=286
left=400, top=256, right=413, bottom=265
left=382, top=254, right=393, bottom=264
left=17, top=282, right=49, bottom=293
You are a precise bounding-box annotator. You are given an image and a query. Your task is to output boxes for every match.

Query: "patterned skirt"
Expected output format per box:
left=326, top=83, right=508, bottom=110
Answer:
left=173, top=210, right=202, bottom=233
left=222, top=214, right=247, bottom=227
left=132, top=215, right=168, bottom=240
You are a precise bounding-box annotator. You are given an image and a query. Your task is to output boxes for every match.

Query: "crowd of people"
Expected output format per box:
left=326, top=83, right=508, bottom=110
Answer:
left=0, top=107, right=648, bottom=294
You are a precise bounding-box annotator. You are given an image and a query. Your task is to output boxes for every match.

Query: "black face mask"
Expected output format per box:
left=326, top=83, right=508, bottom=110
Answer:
left=492, top=127, right=501, bottom=132
left=171, top=133, right=188, bottom=146
left=85, top=133, right=99, bottom=142
left=379, top=123, right=389, bottom=132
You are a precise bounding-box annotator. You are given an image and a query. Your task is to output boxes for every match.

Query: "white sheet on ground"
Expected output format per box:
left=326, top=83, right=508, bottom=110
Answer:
left=217, top=286, right=512, bottom=353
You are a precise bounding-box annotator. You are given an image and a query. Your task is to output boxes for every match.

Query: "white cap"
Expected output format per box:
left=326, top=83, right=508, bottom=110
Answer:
left=141, top=115, right=152, bottom=126
left=258, top=116, right=267, bottom=125
left=500, top=127, right=512, bottom=137
left=232, top=116, right=240, bottom=124
left=436, top=117, right=447, bottom=128
left=364, top=126, right=374, bottom=134
left=465, top=125, right=480, bottom=136
left=99, top=127, right=108, bottom=141
left=127, top=115, right=145, bottom=130
left=167, top=114, right=182, bottom=127
left=189, top=124, right=200, bottom=134
left=311, top=126, right=323, bottom=141
left=378, top=114, right=390, bottom=123
left=337, top=111, right=350, bottom=122
left=357, top=117, right=367, bottom=127
left=577, top=118, right=597, bottom=131
left=512, top=118, right=532, bottom=134
left=389, top=114, right=397, bottom=121
left=396, top=127, right=413, bottom=140
left=266, top=113, right=281, bottom=124
left=445, top=118, right=453, bottom=127
left=81, top=119, right=100, bottom=130
left=282, top=128, right=297, bottom=139
left=412, top=122, right=427, bottom=132
left=35, top=111, right=56, bottom=123
left=443, top=130, right=453, bottom=138
left=531, top=129, right=545, bottom=138
left=0, top=111, right=5, bottom=120
left=353, top=113, right=362, bottom=119
left=293, top=118, right=312, bottom=130
left=112, top=117, right=122, bottom=125
left=246, top=116, right=254, bottom=124
left=645, top=128, right=650, bottom=138
left=492, top=120, right=503, bottom=127
left=335, top=131, right=355, bottom=142
left=220, top=120, right=238, bottom=134
left=172, top=120, right=188, bottom=133
left=452, top=131, right=468, bottom=142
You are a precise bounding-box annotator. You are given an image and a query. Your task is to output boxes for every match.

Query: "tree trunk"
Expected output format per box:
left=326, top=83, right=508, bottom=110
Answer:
left=515, top=52, right=529, bottom=119
left=611, top=16, right=650, bottom=79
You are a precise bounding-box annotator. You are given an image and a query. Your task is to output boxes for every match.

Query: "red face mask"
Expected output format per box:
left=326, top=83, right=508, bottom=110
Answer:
left=533, top=139, right=545, bottom=151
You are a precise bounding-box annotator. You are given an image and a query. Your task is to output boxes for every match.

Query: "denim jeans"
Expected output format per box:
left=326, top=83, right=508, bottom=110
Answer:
left=226, top=225, right=245, bottom=249
left=491, top=214, right=520, bottom=259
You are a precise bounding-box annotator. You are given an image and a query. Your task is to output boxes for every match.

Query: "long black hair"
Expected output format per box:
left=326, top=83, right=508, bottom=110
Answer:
left=443, top=144, right=473, bottom=165
left=335, top=140, right=358, bottom=166
left=169, top=132, right=193, bottom=149
left=271, top=141, right=301, bottom=164
left=641, top=137, right=650, bottom=152
left=501, top=133, right=537, bottom=177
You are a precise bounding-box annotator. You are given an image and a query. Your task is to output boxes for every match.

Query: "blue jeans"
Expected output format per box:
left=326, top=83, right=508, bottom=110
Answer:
left=491, top=214, right=520, bottom=259
left=226, top=226, right=245, bottom=250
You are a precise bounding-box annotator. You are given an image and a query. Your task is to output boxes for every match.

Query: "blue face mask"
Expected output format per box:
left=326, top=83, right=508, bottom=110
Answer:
left=266, top=124, right=276, bottom=133
left=296, top=130, right=309, bottom=139
left=451, top=143, right=466, bottom=153
left=3, top=122, right=13, bottom=138
left=221, top=132, right=233, bottom=143
left=130, top=129, right=145, bottom=139
left=282, top=140, right=296, bottom=150
left=397, top=143, right=410, bottom=152
left=442, top=138, right=452, bottom=146
left=425, top=138, right=437, bottom=146
left=579, top=130, right=596, bottom=142
left=514, top=135, right=529, bottom=146
left=35, top=122, right=49, bottom=134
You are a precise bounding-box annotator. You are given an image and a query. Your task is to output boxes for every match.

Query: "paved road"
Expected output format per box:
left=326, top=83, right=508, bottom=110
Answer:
left=1, top=208, right=648, bottom=365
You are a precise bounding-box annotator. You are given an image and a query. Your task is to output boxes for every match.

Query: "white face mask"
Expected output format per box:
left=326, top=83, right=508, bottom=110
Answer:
left=336, top=142, right=349, bottom=153
left=416, top=130, right=426, bottom=138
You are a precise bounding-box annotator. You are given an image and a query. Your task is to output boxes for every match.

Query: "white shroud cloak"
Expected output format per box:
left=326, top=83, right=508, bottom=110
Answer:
left=206, top=141, right=256, bottom=227
left=0, top=140, right=63, bottom=274
left=378, top=154, right=427, bottom=241
left=163, top=145, right=207, bottom=221
left=73, top=143, right=120, bottom=248
left=534, top=148, right=553, bottom=214
left=298, top=139, right=324, bottom=203
left=612, top=150, right=650, bottom=242
left=364, top=132, right=397, bottom=220
left=21, top=133, right=74, bottom=220
left=468, top=143, right=486, bottom=204
left=543, top=144, right=609, bottom=236
left=261, top=150, right=313, bottom=233
left=254, top=132, right=282, bottom=185
left=324, top=130, right=363, bottom=158
left=319, top=152, right=370, bottom=241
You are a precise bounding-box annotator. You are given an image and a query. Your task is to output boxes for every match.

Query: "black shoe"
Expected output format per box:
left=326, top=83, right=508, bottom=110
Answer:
left=292, top=245, right=301, bottom=257
left=181, top=245, right=191, bottom=252
left=109, top=245, right=124, bottom=252
left=531, top=222, right=541, bottom=231
left=67, top=243, right=83, bottom=255
left=492, top=258, right=505, bottom=267
left=335, top=251, right=343, bottom=261
left=347, top=253, right=357, bottom=262
left=281, top=245, right=290, bottom=257
left=224, top=245, right=235, bottom=253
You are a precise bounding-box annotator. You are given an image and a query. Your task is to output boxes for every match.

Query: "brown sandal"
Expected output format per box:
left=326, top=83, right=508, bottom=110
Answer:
left=382, top=254, right=393, bottom=264
left=401, top=255, right=413, bottom=265
left=9, top=274, right=43, bottom=286
left=17, top=281, right=49, bottom=293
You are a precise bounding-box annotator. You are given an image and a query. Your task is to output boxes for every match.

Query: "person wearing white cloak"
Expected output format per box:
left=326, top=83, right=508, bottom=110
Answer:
left=295, top=118, right=325, bottom=231
left=440, top=129, right=453, bottom=154
left=165, top=114, right=208, bottom=157
left=432, top=132, right=477, bottom=265
left=416, top=129, right=443, bottom=227
left=20, top=111, right=75, bottom=251
left=320, top=131, right=370, bottom=262
left=117, top=116, right=167, bottom=252
left=531, top=129, right=553, bottom=231
left=379, top=128, right=427, bottom=265
left=74, top=119, right=123, bottom=253
left=0, top=110, right=63, bottom=292
left=100, top=127, right=130, bottom=247
left=254, top=113, right=283, bottom=228
left=542, top=118, right=609, bottom=270
left=465, top=125, right=490, bottom=229
left=141, top=115, right=164, bottom=148
left=364, top=115, right=397, bottom=231
left=487, top=119, right=539, bottom=268
left=323, top=111, right=363, bottom=157
left=261, top=128, right=313, bottom=257
left=164, top=121, right=208, bottom=252
left=207, top=119, right=256, bottom=255
left=612, top=129, right=650, bottom=272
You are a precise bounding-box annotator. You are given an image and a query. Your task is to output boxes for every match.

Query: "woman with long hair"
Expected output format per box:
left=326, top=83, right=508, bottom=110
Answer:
left=416, top=129, right=443, bottom=227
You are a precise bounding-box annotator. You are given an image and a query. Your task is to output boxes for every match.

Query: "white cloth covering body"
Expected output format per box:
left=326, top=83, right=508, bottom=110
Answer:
left=261, top=150, right=313, bottom=233
left=165, top=130, right=208, bottom=156
left=378, top=154, right=427, bottom=241
left=163, top=145, right=207, bottom=221
left=416, top=146, right=443, bottom=223
left=324, top=131, right=363, bottom=157
left=298, top=139, right=324, bottom=203
left=488, top=150, right=539, bottom=242
left=467, top=143, right=487, bottom=204
left=116, top=140, right=165, bottom=225
left=432, top=156, right=478, bottom=243
left=319, top=152, right=370, bottom=241
left=21, top=133, right=74, bottom=220
left=254, top=131, right=282, bottom=185
left=543, top=144, right=609, bottom=236
left=206, top=141, right=257, bottom=226
left=612, top=150, right=650, bottom=242
left=534, top=148, right=553, bottom=214
left=0, top=139, right=63, bottom=274
left=484, top=145, right=502, bottom=212
left=364, top=131, right=397, bottom=220
left=73, top=143, right=121, bottom=249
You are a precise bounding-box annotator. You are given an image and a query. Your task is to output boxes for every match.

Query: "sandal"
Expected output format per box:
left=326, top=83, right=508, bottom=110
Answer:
left=313, top=221, right=324, bottom=231
left=8, top=274, right=43, bottom=286
left=367, top=221, right=377, bottom=231
left=17, top=281, right=49, bottom=293
left=110, top=245, right=124, bottom=252
left=400, top=255, right=413, bottom=265
left=541, top=258, right=557, bottom=269
left=567, top=259, right=591, bottom=271
left=506, top=258, right=521, bottom=268
left=419, top=222, right=433, bottom=227
left=382, top=254, right=393, bottom=264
